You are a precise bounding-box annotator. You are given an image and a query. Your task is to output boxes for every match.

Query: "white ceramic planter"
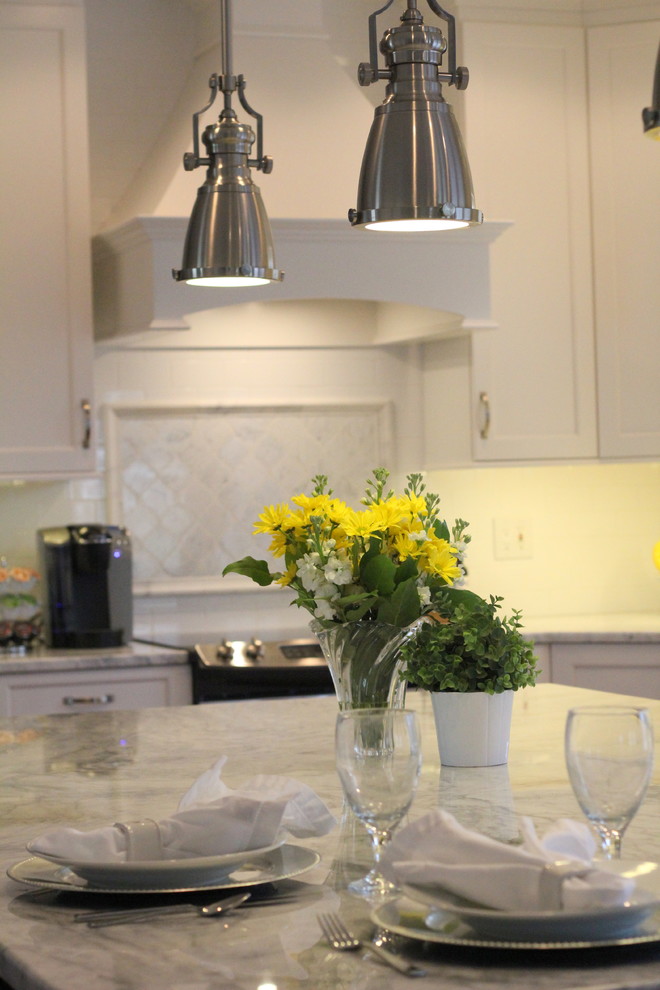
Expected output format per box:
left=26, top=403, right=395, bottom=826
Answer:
left=430, top=690, right=514, bottom=767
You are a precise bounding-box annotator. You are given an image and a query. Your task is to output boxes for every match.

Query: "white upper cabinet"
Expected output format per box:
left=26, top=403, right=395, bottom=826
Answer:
left=588, top=21, right=660, bottom=459
left=0, top=4, right=94, bottom=479
left=462, top=22, right=598, bottom=462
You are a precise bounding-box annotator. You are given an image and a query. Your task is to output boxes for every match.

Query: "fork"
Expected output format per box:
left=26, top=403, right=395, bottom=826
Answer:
left=318, top=912, right=426, bottom=978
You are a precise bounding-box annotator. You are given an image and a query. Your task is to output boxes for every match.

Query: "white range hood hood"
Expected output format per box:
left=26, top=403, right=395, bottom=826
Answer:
left=92, top=217, right=509, bottom=347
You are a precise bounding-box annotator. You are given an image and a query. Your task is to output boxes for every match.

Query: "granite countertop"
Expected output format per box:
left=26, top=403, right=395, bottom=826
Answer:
left=0, top=641, right=188, bottom=675
left=1, top=684, right=660, bottom=990
left=523, top=612, right=660, bottom=643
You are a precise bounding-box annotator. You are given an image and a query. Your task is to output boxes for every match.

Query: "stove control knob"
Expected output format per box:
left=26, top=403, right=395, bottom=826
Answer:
left=245, top=638, right=264, bottom=661
left=216, top=640, right=234, bottom=663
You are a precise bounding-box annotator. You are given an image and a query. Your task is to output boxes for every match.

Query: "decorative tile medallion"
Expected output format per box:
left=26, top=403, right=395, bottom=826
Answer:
left=104, top=402, right=393, bottom=591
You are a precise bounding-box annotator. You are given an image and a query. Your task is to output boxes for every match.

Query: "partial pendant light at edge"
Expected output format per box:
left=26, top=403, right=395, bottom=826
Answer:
left=642, top=40, right=660, bottom=141
left=348, top=0, right=483, bottom=232
left=172, top=0, right=283, bottom=286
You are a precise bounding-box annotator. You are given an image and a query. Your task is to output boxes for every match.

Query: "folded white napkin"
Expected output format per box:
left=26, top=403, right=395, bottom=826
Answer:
left=380, top=809, right=636, bottom=912
left=29, top=756, right=336, bottom=863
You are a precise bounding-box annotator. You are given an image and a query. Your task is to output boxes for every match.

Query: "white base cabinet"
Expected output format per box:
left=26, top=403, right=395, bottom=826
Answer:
left=0, top=665, right=192, bottom=717
left=546, top=644, right=660, bottom=701
left=0, top=3, right=95, bottom=478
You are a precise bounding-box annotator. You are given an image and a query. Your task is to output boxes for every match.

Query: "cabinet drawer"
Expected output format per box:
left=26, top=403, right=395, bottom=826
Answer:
left=551, top=644, right=660, bottom=700
left=0, top=666, right=192, bottom=717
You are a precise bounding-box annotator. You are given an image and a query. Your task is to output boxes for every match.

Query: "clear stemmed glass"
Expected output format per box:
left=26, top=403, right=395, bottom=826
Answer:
left=335, top=707, right=422, bottom=900
left=565, top=705, right=654, bottom=860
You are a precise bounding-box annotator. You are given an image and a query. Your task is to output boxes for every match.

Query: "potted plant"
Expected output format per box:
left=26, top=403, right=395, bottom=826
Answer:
left=400, top=587, right=539, bottom=766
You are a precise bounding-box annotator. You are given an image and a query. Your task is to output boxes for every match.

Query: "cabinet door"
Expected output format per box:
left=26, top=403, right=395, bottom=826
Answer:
left=0, top=5, right=94, bottom=477
left=551, top=644, right=660, bottom=701
left=463, top=23, right=597, bottom=461
left=588, top=22, right=660, bottom=458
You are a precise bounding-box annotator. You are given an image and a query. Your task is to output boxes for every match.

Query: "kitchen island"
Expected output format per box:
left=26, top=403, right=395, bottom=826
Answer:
left=1, top=684, right=660, bottom=989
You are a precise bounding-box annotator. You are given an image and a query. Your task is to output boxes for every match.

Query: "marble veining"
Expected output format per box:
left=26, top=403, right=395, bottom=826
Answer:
left=1, top=685, right=660, bottom=990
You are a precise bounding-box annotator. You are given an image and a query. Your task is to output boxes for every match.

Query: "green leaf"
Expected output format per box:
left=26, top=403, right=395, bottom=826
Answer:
left=222, top=557, right=275, bottom=587
left=394, top=556, right=418, bottom=585
left=377, top=577, right=421, bottom=627
left=360, top=553, right=396, bottom=596
left=433, top=519, right=450, bottom=541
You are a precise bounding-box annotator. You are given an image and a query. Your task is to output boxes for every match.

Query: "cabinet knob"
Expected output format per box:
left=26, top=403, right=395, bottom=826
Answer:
left=478, top=391, right=491, bottom=439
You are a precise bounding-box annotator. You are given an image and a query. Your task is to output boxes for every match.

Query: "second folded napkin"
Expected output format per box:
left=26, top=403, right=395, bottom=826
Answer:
left=379, top=809, right=636, bottom=912
left=29, top=756, right=336, bottom=863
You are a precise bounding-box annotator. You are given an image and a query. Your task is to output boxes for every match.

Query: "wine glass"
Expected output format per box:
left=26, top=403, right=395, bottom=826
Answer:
left=565, top=705, right=654, bottom=860
left=335, top=707, right=422, bottom=899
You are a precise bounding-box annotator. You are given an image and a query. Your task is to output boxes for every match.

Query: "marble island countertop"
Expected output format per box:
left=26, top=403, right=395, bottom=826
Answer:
left=1, top=684, right=660, bottom=990
left=0, top=640, right=188, bottom=675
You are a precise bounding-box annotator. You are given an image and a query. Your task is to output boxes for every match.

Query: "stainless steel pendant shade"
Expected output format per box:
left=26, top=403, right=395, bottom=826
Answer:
left=173, top=0, right=282, bottom=287
left=349, top=1, right=482, bottom=231
left=174, top=114, right=281, bottom=286
left=642, top=40, right=660, bottom=141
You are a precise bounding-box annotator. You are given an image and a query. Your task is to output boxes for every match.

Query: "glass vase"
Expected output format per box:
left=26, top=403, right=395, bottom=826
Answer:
left=311, top=619, right=418, bottom=710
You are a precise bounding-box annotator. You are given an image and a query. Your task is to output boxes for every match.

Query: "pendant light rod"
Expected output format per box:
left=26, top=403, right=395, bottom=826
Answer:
left=220, top=0, right=233, bottom=79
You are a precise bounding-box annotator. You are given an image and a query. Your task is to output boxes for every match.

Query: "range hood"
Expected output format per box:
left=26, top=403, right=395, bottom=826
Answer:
left=92, top=217, right=509, bottom=346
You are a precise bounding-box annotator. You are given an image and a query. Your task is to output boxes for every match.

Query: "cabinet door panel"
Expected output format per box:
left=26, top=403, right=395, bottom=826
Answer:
left=588, top=22, right=660, bottom=458
left=0, top=5, right=94, bottom=477
left=463, top=23, right=597, bottom=461
left=552, top=644, right=660, bottom=701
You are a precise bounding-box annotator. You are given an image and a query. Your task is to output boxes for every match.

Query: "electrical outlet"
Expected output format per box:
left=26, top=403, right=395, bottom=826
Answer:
left=493, top=518, right=533, bottom=560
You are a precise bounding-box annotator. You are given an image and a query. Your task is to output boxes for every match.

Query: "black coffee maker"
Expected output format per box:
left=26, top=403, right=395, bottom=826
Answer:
left=38, top=525, right=132, bottom=649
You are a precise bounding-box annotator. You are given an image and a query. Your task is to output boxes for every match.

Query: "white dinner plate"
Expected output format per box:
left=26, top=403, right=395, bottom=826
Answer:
left=8, top=843, right=319, bottom=894
left=24, top=838, right=286, bottom=889
left=372, top=895, right=660, bottom=952
left=401, top=861, right=660, bottom=943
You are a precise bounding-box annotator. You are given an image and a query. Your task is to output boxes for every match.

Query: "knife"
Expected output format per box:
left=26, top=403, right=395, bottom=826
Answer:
left=75, top=890, right=251, bottom=927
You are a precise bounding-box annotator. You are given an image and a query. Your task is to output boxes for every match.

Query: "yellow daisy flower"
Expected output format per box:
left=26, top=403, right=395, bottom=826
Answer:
left=421, top=538, right=462, bottom=583
left=275, top=563, right=297, bottom=587
left=253, top=503, right=291, bottom=535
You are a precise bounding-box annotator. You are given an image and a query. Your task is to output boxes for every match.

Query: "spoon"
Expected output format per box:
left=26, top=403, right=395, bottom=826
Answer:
left=75, top=890, right=251, bottom=927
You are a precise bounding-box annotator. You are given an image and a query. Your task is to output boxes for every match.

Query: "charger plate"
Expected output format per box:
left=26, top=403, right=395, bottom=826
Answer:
left=7, top=844, right=320, bottom=895
left=372, top=896, right=660, bottom=952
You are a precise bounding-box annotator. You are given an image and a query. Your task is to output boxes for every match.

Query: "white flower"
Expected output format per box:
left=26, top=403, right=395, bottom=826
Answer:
left=315, top=581, right=340, bottom=601
left=314, top=598, right=336, bottom=620
left=298, top=553, right=324, bottom=591
left=417, top=585, right=431, bottom=606
left=323, top=554, right=352, bottom=586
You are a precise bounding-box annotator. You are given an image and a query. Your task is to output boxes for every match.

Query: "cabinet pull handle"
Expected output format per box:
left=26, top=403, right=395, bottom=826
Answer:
left=478, top=391, right=491, bottom=439
left=62, top=694, right=114, bottom=707
left=81, top=399, right=91, bottom=449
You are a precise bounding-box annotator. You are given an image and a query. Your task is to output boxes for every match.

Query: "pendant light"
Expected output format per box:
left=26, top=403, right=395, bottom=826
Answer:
left=348, top=0, right=482, bottom=232
left=173, top=0, right=282, bottom=286
left=642, top=40, right=660, bottom=140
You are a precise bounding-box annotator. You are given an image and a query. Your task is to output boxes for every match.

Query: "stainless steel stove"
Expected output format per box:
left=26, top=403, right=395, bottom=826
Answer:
left=136, top=635, right=333, bottom=703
